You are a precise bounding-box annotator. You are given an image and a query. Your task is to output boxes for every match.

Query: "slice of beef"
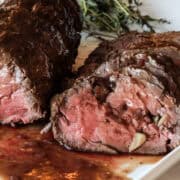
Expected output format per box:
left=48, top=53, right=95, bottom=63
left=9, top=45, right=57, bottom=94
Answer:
left=0, top=0, right=82, bottom=125
left=51, top=33, right=180, bottom=155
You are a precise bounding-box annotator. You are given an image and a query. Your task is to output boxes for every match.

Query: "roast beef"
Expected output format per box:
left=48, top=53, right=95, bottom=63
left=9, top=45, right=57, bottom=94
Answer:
left=51, top=32, right=180, bottom=154
left=0, top=0, right=81, bottom=124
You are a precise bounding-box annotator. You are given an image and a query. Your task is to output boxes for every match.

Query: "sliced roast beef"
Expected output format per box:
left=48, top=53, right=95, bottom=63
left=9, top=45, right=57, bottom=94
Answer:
left=0, top=0, right=81, bottom=124
left=51, top=32, right=180, bottom=154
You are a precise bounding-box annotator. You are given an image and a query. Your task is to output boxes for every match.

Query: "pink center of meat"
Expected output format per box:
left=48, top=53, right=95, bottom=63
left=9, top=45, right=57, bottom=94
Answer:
left=0, top=65, right=44, bottom=124
left=0, top=84, right=28, bottom=123
left=57, top=75, right=177, bottom=153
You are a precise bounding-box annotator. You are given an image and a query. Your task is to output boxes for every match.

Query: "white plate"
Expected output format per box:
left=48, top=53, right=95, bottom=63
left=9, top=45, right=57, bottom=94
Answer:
left=128, top=146, right=180, bottom=180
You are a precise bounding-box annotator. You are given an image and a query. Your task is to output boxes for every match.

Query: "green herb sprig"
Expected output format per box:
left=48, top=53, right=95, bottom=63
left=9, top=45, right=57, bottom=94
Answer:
left=78, top=0, right=168, bottom=36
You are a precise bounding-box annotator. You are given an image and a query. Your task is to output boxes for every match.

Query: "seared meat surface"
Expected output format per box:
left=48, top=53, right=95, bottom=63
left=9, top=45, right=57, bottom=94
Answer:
left=78, top=32, right=180, bottom=75
left=51, top=32, right=180, bottom=154
left=0, top=0, right=81, bottom=124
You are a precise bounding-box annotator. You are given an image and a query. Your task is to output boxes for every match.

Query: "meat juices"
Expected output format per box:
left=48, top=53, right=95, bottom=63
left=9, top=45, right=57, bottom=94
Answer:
left=51, top=32, right=180, bottom=154
left=0, top=0, right=81, bottom=124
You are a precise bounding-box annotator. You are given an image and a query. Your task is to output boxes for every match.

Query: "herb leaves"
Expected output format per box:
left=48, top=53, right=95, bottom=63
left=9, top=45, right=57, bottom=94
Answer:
left=78, top=0, right=168, bottom=35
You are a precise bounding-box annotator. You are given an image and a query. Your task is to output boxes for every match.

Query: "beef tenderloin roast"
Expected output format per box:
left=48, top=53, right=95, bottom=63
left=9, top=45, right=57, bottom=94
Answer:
left=0, top=0, right=82, bottom=124
left=51, top=32, right=180, bottom=154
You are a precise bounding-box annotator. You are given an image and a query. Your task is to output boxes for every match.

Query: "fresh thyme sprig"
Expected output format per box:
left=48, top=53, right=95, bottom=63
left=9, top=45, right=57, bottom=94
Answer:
left=78, top=0, right=168, bottom=36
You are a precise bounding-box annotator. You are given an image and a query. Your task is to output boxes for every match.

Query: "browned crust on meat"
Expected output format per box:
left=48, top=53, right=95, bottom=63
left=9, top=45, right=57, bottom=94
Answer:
left=0, top=0, right=82, bottom=123
left=79, top=32, right=180, bottom=75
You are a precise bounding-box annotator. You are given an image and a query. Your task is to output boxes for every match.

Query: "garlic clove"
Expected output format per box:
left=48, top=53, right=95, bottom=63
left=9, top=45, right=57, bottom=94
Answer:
left=158, top=114, right=168, bottom=127
left=129, top=132, right=146, bottom=152
left=153, top=115, right=160, bottom=124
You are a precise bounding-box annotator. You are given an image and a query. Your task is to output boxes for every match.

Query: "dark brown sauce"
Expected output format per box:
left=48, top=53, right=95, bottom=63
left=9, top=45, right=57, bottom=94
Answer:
left=0, top=123, right=162, bottom=180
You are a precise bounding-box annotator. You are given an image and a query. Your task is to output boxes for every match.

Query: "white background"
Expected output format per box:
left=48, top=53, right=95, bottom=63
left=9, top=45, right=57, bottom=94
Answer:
left=140, top=0, right=180, bottom=32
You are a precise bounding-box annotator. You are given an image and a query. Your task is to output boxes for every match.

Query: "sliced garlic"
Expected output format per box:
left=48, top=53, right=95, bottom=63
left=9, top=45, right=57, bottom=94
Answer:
left=129, top=133, right=146, bottom=152
left=158, top=114, right=168, bottom=127
left=153, top=115, right=160, bottom=124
